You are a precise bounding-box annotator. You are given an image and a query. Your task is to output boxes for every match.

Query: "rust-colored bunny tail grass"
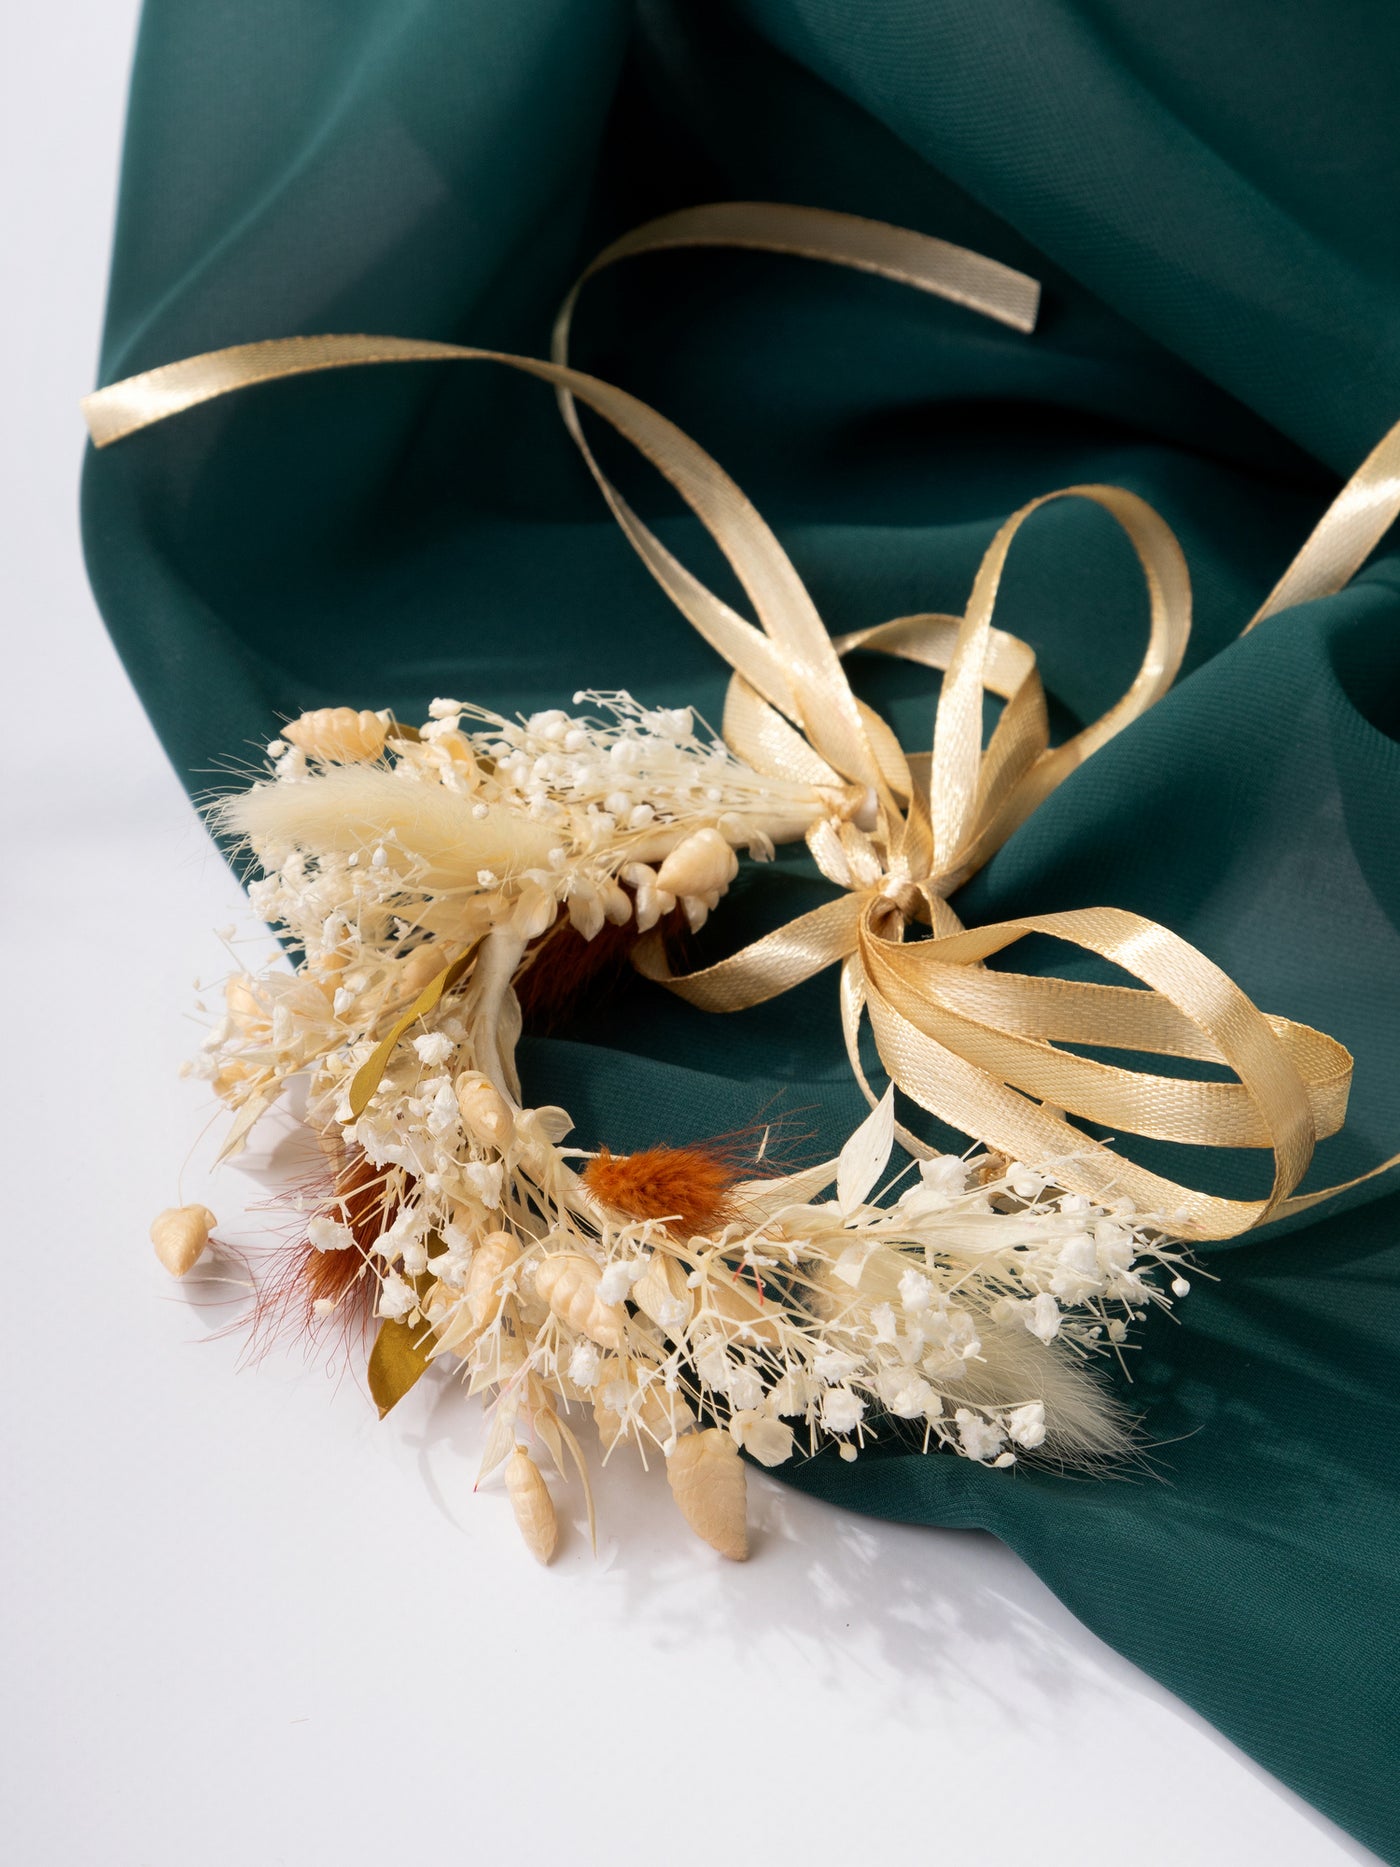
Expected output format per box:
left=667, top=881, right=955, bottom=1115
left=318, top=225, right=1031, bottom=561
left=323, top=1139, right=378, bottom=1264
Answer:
left=584, top=1143, right=740, bottom=1235
left=582, top=1114, right=817, bottom=1235
left=584, top=1137, right=767, bottom=1235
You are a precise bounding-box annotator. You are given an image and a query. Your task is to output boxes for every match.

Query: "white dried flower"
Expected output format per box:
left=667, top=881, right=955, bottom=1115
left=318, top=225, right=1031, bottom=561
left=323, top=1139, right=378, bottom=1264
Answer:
left=870, top=1301, right=899, bottom=1344
left=1006, top=1162, right=1047, bottom=1201
left=955, top=1410, right=1005, bottom=1462
left=1049, top=1233, right=1103, bottom=1302
left=920, top=1154, right=970, bottom=1196
left=464, top=1160, right=504, bottom=1207
left=597, top=1259, right=644, bottom=1305
left=307, top=1216, right=355, bottom=1253
left=821, top=1388, right=865, bottom=1434
left=898, top=1268, right=933, bottom=1312
left=568, top=1342, right=602, bottom=1388
left=377, top=1272, right=418, bottom=1322
left=1023, top=1292, right=1062, bottom=1344
left=878, top=1368, right=937, bottom=1420
left=727, top=1366, right=765, bottom=1412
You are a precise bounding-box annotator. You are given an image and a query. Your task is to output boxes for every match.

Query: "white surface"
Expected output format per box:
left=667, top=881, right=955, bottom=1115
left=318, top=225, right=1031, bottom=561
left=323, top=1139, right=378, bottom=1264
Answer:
left=0, top=8, right=1381, bottom=1864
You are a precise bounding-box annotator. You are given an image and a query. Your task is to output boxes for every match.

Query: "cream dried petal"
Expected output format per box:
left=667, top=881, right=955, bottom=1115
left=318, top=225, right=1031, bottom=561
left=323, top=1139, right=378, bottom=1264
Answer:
left=592, top=1359, right=694, bottom=1452
left=730, top=1411, right=795, bottom=1468
left=704, top=1273, right=785, bottom=1347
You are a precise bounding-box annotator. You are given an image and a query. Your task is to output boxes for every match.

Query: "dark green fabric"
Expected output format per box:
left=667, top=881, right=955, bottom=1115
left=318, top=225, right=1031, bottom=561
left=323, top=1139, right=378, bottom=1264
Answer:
left=85, top=2, right=1400, bottom=1853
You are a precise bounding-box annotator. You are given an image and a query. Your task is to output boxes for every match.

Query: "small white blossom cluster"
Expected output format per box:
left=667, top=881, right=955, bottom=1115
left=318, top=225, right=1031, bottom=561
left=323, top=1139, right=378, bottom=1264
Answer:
left=191, top=698, right=1189, bottom=1560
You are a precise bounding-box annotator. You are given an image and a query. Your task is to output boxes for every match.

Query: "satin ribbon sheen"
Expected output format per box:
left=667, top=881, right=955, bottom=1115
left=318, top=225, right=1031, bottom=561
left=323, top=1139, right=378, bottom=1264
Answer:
left=83, top=202, right=1400, bottom=1241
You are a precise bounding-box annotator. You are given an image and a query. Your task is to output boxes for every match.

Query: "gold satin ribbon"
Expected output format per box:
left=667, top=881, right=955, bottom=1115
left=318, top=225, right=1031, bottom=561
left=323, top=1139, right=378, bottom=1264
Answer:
left=83, top=201, right=1400, bottom=1241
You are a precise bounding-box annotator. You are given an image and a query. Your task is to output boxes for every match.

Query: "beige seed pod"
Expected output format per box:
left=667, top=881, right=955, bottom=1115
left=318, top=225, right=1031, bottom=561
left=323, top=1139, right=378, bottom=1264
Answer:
left=150, top=1204, right=216, bottom=1278
left=282, top=706, right=387, bottom=763
left=534, top=1253, right=626, bottom=1350
left=467, top=1229, right=521, bottom=1332
left=455, top=1073, right=515, bottom=1150
left=503, top=1447, right=558, bottom=1565
left=655, top=827, right=739, bottom=902
left=666, top=1428, right=749, bottom=1561
left=592, top=1359, right=695, bottom=1452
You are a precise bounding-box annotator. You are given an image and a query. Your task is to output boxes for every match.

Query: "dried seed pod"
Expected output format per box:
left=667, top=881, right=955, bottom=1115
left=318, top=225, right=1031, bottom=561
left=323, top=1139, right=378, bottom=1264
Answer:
left=467, top=1229, right=521, bottom=1331
left=592, top=1359, right=695, bottom=1452
left=283, top=706, right=387, bottom=763
left=655, top=827, right=739, bottom=901
left=666, top=1428, right=749, bottom=1561
left=504, top=1447, right=558, bottom=1565
left=150, top=1205, right=216, bottom=1278
left=534, top=1253, right=626, bottom=1350
left=455, top=1073, right=515, bottom=1150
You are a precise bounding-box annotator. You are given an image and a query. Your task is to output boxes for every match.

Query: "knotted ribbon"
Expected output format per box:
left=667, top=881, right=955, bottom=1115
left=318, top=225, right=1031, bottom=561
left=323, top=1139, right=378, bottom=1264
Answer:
left=83, top=202, right=1400, bottom=1241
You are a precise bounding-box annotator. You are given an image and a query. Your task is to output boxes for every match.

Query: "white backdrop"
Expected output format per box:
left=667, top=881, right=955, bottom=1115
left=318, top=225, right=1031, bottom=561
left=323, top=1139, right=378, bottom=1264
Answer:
left=0, top=7, right=1379, bottom=1863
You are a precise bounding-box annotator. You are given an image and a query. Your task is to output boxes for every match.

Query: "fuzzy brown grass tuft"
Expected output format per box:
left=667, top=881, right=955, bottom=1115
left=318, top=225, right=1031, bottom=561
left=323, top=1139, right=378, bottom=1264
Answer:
left=583, top=1143, right=743, bottom=1235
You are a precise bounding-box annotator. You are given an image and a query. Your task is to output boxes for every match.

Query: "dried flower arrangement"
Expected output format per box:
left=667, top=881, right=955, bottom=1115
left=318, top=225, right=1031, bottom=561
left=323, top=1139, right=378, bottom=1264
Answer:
left=153, top=690, right=1190, bottom=1564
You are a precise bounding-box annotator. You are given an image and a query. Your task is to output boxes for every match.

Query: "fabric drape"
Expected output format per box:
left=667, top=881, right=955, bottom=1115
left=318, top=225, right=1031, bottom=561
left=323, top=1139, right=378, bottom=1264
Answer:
left=83, top=3, right=1400, bottom=1854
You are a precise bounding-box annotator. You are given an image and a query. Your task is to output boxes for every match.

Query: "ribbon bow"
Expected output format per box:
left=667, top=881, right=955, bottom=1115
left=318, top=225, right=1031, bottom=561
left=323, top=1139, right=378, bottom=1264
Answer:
left=84, top=203, right=1400, bottom=1241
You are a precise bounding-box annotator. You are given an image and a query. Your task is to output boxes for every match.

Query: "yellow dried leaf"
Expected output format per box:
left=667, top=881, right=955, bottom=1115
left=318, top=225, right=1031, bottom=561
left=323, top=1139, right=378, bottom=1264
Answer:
left=367, top=1314, right=433, bottom=1419
left=349, top=946, right=476, bottom=1118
